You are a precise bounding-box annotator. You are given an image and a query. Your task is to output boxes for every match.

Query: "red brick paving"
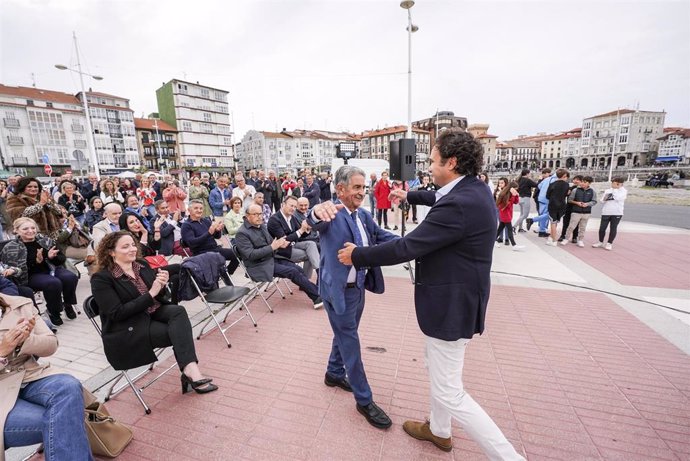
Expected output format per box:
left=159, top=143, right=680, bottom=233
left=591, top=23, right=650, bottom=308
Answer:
left=558, top=231, right=690, bottom=290
left=98, top=280, right=690, bottom=460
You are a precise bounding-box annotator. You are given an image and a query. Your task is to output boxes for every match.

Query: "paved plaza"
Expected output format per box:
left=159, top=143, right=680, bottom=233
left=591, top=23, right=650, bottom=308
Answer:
left=7, top=217, right=690, bottom=461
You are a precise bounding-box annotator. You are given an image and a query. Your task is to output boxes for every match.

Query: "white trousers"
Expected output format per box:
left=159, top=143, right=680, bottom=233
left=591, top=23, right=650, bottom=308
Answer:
left=291, top=240, right=320, bottom=280
left=425, top=335, right=525, bottom=461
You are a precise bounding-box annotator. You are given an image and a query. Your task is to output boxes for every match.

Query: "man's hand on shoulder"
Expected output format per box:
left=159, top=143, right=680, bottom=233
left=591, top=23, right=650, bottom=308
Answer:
left=313, top=201, right=344, bottom=222
left=337, top=242, right=357, bottom=266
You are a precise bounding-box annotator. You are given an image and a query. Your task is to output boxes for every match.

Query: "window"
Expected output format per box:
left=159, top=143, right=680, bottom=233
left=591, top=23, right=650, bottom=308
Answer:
left=46, top=102, right=53, bottom=108
left=199, top=123, right=213, bottom=133
left=618, top=135, right=628, bottom=144
left=178, top=84, right=188, bottom=94
left=203, top=113, right=212, bottom=122
left=182, top=121, right=192, bottom=131
left=200, top=88, right=210, bottom=99
left=214, top=91, right=225, bottom=101
left=621, top=115, right=630, bottom=125
left=220, top=148, right=228, bottom=156
left=187, top=158, right=195, bottom=166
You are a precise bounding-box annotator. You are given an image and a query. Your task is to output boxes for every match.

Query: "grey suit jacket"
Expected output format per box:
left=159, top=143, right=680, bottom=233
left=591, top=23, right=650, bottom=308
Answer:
left=235, top=221, right=281, bottom=282
left=87, top=218, right=118, bottom=256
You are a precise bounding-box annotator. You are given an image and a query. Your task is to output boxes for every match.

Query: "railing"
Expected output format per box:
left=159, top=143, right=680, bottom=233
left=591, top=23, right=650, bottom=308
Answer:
left=3, top=118, right=20, bottom=128
left=165, top=139, right=176, bottom=145
left=71, top=124, right=85, bottom=132
left=110, top=133, right=123, bottom=138
left=7, top=136, right=23, bottom=145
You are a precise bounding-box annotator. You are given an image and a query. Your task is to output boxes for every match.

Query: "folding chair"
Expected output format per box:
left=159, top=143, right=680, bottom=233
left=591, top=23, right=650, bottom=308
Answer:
left=184, top=265, right=253, bottom=348
left=230, top=243, right=295, bottom=314
left=83, top=296, right=176, bottom=415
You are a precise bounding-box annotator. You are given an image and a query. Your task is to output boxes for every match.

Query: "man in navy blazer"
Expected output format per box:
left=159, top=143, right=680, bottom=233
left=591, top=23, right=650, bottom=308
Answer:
left=308, top=165, right=398, bottom=430
left=336, top=130, right=525, bottom=459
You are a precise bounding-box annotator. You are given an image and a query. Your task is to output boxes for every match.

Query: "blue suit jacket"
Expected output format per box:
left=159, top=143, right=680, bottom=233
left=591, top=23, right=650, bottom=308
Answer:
left=309, top=206, right=397, bottom=315
left=351, top=175, right=497, bottom=341
left=209, top=187, right=231, bottom=217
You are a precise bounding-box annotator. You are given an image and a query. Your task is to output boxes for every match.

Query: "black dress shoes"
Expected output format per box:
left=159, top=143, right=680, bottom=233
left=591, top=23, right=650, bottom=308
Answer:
left=356, top=401, right=392, bottom=429
left=324, top=373, right=352, bottom=392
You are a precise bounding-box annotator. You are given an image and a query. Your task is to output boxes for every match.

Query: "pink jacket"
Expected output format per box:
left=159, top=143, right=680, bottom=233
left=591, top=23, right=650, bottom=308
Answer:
left=163, top=186, right=187, bottom=213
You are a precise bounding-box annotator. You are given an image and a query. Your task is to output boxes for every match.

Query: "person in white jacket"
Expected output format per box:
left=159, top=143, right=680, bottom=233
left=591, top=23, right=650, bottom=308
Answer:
left=593, top=177, right=628, bottom=250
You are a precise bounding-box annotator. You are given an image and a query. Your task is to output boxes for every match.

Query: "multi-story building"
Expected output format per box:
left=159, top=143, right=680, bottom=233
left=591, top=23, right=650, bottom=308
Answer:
left=0, top=84, right=90, bottom=177
left=156, top=79, right=233, bottom=173
left=467, top=124, right=498, bottom=169
left=413, top=111, right=468, bottom=164
left=360, top=125, right=430, bottom=171
left=235, top=129, right=359, bottom=173
left=79, top=91, right=139, bottom=174
left=540, top=128, right=581, bottom=169
left=134, top=118, right=181, bottom=175
left=656, top=128, right=690, bottom=165
left=579, top=109, right=665, bottom=168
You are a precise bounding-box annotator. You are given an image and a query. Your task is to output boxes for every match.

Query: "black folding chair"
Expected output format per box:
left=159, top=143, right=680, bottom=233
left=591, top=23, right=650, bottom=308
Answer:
left=83, top=296, right=176, bottom=415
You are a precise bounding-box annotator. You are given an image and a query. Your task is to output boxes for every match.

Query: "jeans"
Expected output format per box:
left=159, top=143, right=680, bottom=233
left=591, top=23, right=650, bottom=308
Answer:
left=4, top=374, right=93, bottom=461
left=369, top=193, right=376, bottom=215
left=599, top=215, right=622, bottom=243
left=426, top=336, right=525, bottom=461
left=515, top=197, right=531, bottom=230
left=27, top=267, right=78, bottom=318
left=530, top=202, right=550, bottom=232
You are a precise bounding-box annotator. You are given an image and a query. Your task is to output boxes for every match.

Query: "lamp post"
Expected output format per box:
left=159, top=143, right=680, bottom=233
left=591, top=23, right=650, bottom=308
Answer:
left=55, top=31, right=103, bottom=179
left=400, top=1, right=418, bottom=139
left=153, top=118, right=166, bottom=178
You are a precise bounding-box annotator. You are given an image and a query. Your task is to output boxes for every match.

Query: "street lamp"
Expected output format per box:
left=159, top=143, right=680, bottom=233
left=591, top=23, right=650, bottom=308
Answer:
left=55, top=31, right=103, bottom=178
left=400, top=0, right=418, bottom=138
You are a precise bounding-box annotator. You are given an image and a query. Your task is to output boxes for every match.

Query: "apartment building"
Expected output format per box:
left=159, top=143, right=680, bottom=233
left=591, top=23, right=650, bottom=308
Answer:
left=134, top=117, right=180, bottom=175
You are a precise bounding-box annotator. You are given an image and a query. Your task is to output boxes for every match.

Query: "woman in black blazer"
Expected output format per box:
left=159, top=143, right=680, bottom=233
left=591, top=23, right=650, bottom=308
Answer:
left=90, top=231, right=217, bottom=394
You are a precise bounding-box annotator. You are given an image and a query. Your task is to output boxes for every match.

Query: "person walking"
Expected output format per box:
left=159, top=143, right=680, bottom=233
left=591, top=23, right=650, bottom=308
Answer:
left=495, top=181, right=524, bottom=251
left=593, top=177, right=628, bottom=250
left=514, top=169, right=537, bottom=233
left=336, top=129, right=525, bottom=459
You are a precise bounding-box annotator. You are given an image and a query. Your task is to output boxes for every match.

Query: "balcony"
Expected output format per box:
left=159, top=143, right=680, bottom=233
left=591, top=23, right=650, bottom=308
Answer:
left=74, top=139, right=87, bottom=148
left=7, top=136, right=23, bottom=146
left=110, top=133, right=123, bottom=139
left=7, top=156, right=28, bottom=165
left=165, top=139, right=176, bottom=145
left=3, top=118, right=20, bottom=128
left=71, top=124, right=85, bottom=132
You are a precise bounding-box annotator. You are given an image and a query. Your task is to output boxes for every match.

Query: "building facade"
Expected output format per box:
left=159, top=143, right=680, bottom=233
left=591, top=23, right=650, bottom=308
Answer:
left=360, top=125, right=430, bottom=171
left=79, top=91, right=139, bottom=175
left=156, top=79, right=233, bottom=173
left=468, top=124, right=498, bottom=170
left=580, top=109, right=665, bottom=168
left=656, top=128, right=690, bottom=165
left=0, top=84, right=90, bottom=177
left=413, top=111, right=468, bottom=164
left=134, top=118, right=180, bottom=175
left=540, top=128, right=581, bottom=169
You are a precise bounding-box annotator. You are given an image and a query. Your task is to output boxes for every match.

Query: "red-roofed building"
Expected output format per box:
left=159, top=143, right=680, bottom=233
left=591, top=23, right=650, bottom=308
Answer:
left=580, top=108, right=665, bottom=168
left=134, top=118, right=180, bottom=174
left=0, top=84, right=90, bottom=176
left=468, top=124, right=499, bottom=169
left=359, top=125, right=430, bottom=170
left=656, top=128, right=690, bottom=165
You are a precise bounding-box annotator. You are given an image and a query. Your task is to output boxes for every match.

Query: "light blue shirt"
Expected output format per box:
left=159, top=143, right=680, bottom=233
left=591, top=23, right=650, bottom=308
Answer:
left=435, top=175, right=464, bottom=202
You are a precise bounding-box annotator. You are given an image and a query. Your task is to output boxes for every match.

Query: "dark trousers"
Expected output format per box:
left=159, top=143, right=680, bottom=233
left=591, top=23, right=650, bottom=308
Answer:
left=272, top=197, right=281, bottom=214
left=560, top=206, right=579, bottom=241
left=376, top=209, right=388, bottom=227
left=496, top=221, right=516, bottom=246
left=149, top=304, right=198, bottom=371
left=324, top=286, right=372, bottom=406
left=410, top=204, right=417, bottom=221
left=273, top=259, right=319, bottom=301
left=161, top=263, right=181, bottom=304
left=27, top=267, right=78, bottom=317
left=599, top=215, right=622, bottom=243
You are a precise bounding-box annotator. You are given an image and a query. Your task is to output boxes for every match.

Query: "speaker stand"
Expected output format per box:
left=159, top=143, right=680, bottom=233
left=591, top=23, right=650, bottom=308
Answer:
left=400, top=202, right=415, bottom=285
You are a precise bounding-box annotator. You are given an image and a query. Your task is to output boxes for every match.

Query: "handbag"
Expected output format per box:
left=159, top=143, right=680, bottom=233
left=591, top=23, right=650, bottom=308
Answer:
left=84, top=400, right=133, bottom=458
left=144, top=254, right=168, bottom=269
left=68, top=228, right=91, bottom=248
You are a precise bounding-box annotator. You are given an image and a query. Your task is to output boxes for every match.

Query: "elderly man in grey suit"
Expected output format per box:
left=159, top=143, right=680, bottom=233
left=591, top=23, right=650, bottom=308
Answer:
left=235, top=204, right=323, bottom=309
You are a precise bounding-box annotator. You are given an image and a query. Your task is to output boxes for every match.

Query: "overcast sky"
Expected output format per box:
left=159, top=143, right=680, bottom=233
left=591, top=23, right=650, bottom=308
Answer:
left=1, top=0, right=688, bottom=140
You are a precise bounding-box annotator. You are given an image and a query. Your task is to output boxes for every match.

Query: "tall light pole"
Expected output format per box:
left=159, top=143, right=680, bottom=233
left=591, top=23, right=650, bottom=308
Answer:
left=400, top=1, right=418, bottom=139
left=55, top=31, right=103, bottom=178
left=608, top=109, right=621, bottom=182
left=153, top=118, right=166, bottom=178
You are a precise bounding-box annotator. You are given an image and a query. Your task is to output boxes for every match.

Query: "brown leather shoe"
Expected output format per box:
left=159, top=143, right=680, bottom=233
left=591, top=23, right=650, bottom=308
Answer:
left=402, top=420, right=452, bottom=452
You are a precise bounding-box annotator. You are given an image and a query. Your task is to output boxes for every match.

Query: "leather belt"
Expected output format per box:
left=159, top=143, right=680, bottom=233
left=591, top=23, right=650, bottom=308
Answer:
left=345, top=282, right=356, bottom=288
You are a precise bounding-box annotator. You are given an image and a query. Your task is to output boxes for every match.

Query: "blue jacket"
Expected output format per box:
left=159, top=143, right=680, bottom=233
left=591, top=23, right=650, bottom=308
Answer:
left=309, top=206, right=397, bottom=315
left=537, top=174, right=556, bottom=204
left=209, top=187, right=231, bottom=217
left=303, top=182, right=320, bottom=208
left=351, top=175, right=496, bottom=341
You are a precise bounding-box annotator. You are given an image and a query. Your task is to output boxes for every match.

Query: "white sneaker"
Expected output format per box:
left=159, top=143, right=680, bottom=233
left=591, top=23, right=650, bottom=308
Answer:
left=604, top=243, right=613, bottom=250
left=495, top=242, right=503, bottom=248
left=559, top=239, right=568, bottom=246
left=592, top=242, right=604, bottom=248
left=512, top=245, right=526, bottom=251
left=545, top=238, right=557, bottom=247
left=576, top=241, right=585, bottom=248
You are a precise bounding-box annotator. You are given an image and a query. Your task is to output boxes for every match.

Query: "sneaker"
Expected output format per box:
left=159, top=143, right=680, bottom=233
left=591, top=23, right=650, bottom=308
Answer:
left=576, top=241, right=585, bottom=248
left=571, top=239, right=578, bottom=244
left=495, top=242, right=503, bottom=248
left=313, top=297, right=324, bottom=309
left=592, top=242, right=604, bottom=248
left=538, top=232, right=550, bottom=238
left=526, top=218, right=534, bottom=231
left=518, top=228, right=526, bottom=233
left=557, top=237, right=564, bottom=242
left=545, top=238, right=557, bottom=247
left=384, top=226, right=391, bottom=230
left=64, top=304, right=77, bottom=320
left=393, top=226, right=399, bottom=231
left=559, top=239, right=568, bottom=246
left=503, top=240, right=509, bottom=245
left=604, top=243, right=613, bottom=250
left=49, top=313, right=63, bottom=326
left=512, top=245, right=526, bottom=251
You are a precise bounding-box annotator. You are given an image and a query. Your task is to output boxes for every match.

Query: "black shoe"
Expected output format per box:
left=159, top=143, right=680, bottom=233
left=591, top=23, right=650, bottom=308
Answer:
left=412, top=220, right=418, bottom=224
left=496, top=237, right=503, bottom=243
left=518, top=228, right=526, bottom=233
left=503, top=240, right=509, bottom=245
left=324, top=373, right=353, bottom=392
left=384, top=226, right=391, bottom=230
left=356, top=401, right=392, bottom=429
left=313, top=297, right=324, bottom=309
left=64, top=304, right=77, bottom=320
left=538, top=232, right=550, bottom=238
left=526, top=218, right=534, bottom=231
left=181, top=373, right=218, bottom=394
left=571, top=239, right=577, bottom=244
left=557, top=237, right=564, bottom=242
left=393, top=226, right=399, bottom=230
left=49, top=314, right=63, bottom=326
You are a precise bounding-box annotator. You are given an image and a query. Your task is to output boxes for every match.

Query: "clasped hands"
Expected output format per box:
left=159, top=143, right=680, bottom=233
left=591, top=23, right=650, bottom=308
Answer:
left=148, top=269, right=170, bottom=298
left=0, top=316, right=36, bottom=357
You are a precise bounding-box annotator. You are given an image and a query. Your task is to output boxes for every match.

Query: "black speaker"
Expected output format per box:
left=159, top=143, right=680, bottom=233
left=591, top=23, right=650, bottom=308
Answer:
left=389, top=138, right=416, bottom=181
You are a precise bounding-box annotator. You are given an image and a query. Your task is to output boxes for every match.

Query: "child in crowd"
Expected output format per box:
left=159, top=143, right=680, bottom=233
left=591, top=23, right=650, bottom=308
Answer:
left=593, top=177, right=627, bottom=250
left=544, top=169, right=570, bottom=246
left=493, top=177, right=509, bottom=244
left=558, top=175, right=583, bottom=243
left=495, top=181, right=525, bottom=251
left=560, top=176, right=597, bottom=247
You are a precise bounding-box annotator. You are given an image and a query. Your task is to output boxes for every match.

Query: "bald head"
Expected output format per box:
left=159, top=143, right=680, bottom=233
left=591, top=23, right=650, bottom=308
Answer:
left=104, top=203, right=123, bottom=223
left=246, top=204, right=264, bottom=227
left=297, top=197, right=310, bottom=214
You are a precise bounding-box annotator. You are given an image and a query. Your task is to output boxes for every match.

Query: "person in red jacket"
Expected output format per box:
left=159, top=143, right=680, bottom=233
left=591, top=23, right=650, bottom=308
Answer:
left=495, top=181, right=525, bottom=251
left=373, top=171, right=392, bottom=229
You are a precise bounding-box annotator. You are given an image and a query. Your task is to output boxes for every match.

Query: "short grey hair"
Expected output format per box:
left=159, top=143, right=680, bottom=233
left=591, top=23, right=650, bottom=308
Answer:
left=189, top=199, right=204, bottom=207
left=335, top=165, right=366, bottom=186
